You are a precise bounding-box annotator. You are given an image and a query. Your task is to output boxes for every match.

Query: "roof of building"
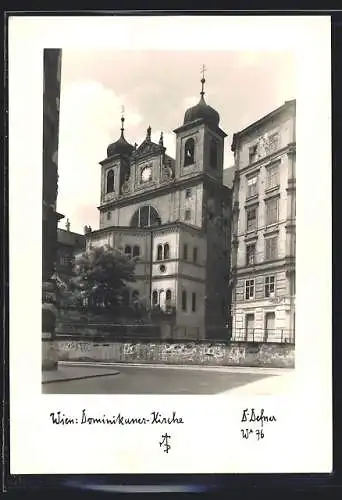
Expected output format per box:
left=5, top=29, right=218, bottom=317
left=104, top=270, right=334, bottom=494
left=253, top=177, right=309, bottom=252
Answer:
left=107, top=116, right=134, bottom=158
left=183, top=77, right=220, bottom=129
left=231, top=99, right=296, bottom=151
left=57, top=228, right=85, bottom=248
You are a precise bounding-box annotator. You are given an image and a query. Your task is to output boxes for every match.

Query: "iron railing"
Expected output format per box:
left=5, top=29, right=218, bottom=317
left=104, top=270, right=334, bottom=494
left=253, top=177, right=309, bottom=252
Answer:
left=54, top=322, right=295, bottom=344
left=232, top=328, right=295, bottom=344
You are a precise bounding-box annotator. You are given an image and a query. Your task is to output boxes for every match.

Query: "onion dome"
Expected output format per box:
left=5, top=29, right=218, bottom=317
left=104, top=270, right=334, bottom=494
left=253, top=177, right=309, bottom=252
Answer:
left=107, top=115, right=134, bottom=158
left=183, top=75, right=220, bottom=128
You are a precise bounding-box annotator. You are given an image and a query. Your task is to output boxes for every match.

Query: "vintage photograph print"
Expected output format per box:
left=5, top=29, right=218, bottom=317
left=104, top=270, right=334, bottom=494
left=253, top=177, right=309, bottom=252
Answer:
left=42, top=49, right=296, bottom=395
left=9, top=15, right=332, bottom=475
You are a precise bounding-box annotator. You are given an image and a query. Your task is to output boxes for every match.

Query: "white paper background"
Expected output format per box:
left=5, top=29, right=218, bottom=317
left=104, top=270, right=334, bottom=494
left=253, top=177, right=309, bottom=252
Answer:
left=9, top=15, right=332, bottom=474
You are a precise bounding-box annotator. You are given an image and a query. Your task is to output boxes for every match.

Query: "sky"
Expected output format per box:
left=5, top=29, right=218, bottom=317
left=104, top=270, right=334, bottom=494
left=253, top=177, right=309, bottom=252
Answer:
left=57, top=50, right=295, bottom=234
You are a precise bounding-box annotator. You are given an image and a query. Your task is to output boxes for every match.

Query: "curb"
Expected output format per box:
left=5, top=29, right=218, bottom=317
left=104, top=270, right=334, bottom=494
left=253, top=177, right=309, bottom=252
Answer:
left=58, top=360, right=291, bottom=375
left=42, top=370, right=120, bottom=385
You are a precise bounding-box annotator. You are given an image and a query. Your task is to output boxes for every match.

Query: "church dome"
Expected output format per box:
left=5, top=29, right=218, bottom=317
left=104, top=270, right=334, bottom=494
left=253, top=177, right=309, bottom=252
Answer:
left=183, top=77, right=220, bottom=128
left=107, top=116, right=134, bottom=158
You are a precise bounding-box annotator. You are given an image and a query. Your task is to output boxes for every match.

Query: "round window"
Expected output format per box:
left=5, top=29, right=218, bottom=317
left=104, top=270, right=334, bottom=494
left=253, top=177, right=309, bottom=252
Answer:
left=159, top=264, right=166, bottom=273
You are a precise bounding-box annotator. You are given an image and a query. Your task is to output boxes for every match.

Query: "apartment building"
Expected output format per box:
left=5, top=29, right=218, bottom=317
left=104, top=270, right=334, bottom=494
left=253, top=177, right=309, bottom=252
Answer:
left=230, top=100, right=296, bottom=342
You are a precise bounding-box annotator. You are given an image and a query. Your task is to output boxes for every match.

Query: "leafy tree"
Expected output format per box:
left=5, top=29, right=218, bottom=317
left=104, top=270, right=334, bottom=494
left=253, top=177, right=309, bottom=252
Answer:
left=68, top=245, right=136, bottom=315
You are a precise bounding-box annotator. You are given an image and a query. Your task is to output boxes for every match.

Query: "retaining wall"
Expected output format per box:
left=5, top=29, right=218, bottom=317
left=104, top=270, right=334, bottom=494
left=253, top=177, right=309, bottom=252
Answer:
left=54, top=339, right=295, bottom=368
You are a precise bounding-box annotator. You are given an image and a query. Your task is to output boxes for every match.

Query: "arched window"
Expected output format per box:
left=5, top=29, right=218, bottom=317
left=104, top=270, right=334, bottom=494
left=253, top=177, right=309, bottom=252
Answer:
left=130, top=205, right=161, bottom=228
left=183, top=244, right=188, bottom=260
left=210, top=140, right=218, bottom=169
left=166, top=289, right=172, bottom=301
left=181, top=290, right=187, bottom=311
left=163, top=243, right=170, bottom=260
left=152, top=290, right=158, bottom=306
left=157, top=244, right=163, bottom=260
left=184, top=138, right=195, bottom=166
left=106, top=169, right=114, bottom=193
left=124, top=245, right=132, bottom=257
left=133, top=245, right=140, bottom=258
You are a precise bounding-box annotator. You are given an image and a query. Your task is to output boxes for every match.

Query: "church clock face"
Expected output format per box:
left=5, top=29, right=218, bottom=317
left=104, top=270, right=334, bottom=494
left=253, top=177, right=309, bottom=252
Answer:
left=141, top=165, right=152, bottom=183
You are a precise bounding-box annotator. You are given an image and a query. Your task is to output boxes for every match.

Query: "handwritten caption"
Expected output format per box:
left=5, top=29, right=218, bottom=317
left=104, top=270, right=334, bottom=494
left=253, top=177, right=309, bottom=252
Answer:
left=50, top=410, right=179, bottom=453
left=240, top=408, right=277, bottom=441
left=50, top=409, right=184, bottom=427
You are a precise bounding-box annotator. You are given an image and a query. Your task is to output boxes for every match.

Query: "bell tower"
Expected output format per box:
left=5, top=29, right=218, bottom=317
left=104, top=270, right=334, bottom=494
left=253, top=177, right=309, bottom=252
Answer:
left=98, top=111, right=134, bottom=228
left=173, top=68, right=227, bottom=183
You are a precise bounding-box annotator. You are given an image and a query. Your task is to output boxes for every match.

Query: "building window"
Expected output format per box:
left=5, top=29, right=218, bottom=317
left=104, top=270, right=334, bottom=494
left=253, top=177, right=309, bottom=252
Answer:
left=249, top=145, right=257, bottom=164
left=264, top=312, right=276, bottom=341
left=133, top=245, right=140, bottom=258
left=247, top=175, right=258, bottom=198
left=159, top=264, right=166, bottom=273
left=185, top=188, right=192, bottom=199
left=245, top=279, right=255, bottom=300
left=130, top=205, right=161, bottom=228
left=192, top=292, right=197, bottom=312
left=210, top=140, right=218, bottom=169
left=184, top=138, right=195, bottom=166
left=245, top=313, right=255, bottom=340
left=59, top=254, right=69, bottom=266
left=266, top=163, right=280, bottom=190
left=265, top=198, right=279, bottom=225
left=264, top=275, right=275, bottom=297
left=181, top=290, right=187, bottom=311
left=268, top=132, right=279, bottom=153
left=124, top=245, right=132, bottom=257
left=246, top=244, right=256, bottom=266
left=185, top=209, right=191, bottom=221
left=107, top=211, right=111, bottom=220
left=166, top=289, right=172, bottom=310
left=106, top=169, right=114, bottom=193
left=265, top=236, right=278, bottom=261
left=246, top=207, right=257, bottom=231
left=163, top=243, right=170, bottom=260
left=152, top=290, right=158, bottom=306
left=183, top=244, right=188, bottom=260
left=193, top=247, right=198, bottom=263
left=157, top=244, right=163, bottom=261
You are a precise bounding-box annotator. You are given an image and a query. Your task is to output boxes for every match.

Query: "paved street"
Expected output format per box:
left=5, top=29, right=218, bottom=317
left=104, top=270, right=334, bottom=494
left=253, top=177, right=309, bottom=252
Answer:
left=42, top=363, right=283, bottom=395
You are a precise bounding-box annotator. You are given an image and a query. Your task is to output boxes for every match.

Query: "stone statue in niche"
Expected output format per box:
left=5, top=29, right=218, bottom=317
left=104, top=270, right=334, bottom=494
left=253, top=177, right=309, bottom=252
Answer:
left=256, top=133, right=270, bottom=159
left=121, top=179, right=130, bottom=194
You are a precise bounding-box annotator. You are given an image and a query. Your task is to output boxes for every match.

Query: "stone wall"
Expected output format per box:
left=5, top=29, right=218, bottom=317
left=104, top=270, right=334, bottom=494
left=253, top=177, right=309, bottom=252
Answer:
left=54, top=339, right=294, bottom=368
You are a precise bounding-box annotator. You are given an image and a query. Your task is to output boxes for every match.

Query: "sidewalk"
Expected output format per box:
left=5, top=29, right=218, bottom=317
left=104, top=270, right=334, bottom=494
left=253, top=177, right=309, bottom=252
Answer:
left=42, top=364, right=120, bottom=384
left=219, top=369, right=295, bottom=396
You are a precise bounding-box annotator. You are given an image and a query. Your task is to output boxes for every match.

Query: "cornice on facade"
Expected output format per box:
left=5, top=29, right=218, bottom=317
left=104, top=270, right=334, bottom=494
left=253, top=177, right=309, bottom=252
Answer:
left=234, top=257, right=295, bottom=277
left=98, top=172, right=231, bottom=211
left=86, top=220, right=205, bottom=240
left=173, top=118, right=227, bottom=138
left=236, top=143, right=296, bottom=176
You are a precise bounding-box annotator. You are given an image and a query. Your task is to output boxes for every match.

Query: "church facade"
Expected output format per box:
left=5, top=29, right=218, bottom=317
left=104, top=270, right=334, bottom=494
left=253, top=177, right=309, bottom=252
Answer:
left=85, top=77, right=232, bottom=340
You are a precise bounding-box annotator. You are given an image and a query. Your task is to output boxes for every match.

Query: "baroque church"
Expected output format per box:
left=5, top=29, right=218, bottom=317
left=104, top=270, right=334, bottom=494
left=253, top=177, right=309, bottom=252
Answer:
left=85, top=76, right=232, bottom=340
